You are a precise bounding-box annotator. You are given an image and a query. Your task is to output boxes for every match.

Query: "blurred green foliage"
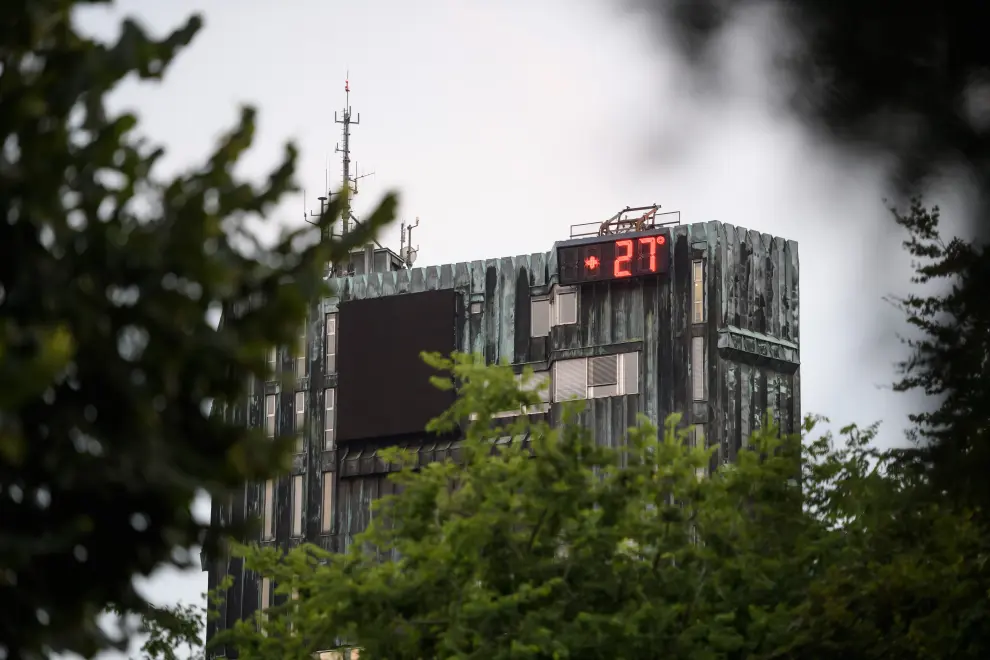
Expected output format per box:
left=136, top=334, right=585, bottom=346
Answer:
left=0, top=1, right=395, bottom=657
left=212, top=354, right=990, bottom=659
left=889, top=199, right=990, bottom=517
left=630, top=0, right=990, bottom=224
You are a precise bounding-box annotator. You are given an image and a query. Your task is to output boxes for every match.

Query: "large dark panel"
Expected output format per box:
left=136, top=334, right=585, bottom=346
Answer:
left=337, top=289, right=458, bottom=442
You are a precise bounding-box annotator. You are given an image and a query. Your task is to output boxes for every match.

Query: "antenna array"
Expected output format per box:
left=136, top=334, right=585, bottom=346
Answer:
left=303, top=75, right=424, bottom=275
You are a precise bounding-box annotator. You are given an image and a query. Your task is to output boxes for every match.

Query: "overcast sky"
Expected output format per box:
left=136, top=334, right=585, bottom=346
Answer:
left=73, top=0, right=971, bottom=656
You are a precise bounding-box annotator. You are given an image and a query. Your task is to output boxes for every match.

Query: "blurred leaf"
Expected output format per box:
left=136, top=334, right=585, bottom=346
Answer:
left=0, top=1, right=396, bottom=657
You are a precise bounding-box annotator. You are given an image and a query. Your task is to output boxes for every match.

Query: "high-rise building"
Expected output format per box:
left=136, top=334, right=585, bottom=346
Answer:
left=204, top=210, right=800, bottom=656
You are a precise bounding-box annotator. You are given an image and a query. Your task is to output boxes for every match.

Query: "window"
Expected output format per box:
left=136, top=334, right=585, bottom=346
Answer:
left=554, top=352, right=640, bottom=401
left=262, top=479, right=274, bottom=540
left=554, top=358, right=587, bottom=401
left=267, top=347, right=277, bottom=376
left=519, top=370, right=551, bottom=403
left=692, top=260, right=705, bottom=324
left=296, top=325, right=308, bottom=378
left=692, top=336, right=705, bottom=401
left=291, top=475, right=304, bottom=537
left=491, top=371, right=552, bottom=419
left=470, top=301, right=483, bottom=315
left=555, top=290, right=577, bottom=325
left=294, top=391, right=306, bottom=453
left=325, top=313, right=337, bottom=373
left=265, top=395, right=277, bottom=438
left=321, top=472, right=334, bottom=533
left=324, top=389, right=335, bottom=450
left=530, top=299, right=550, bottom=337
left=260, top=577, right=271, bottom=611
left=588, top=355, right=618, bottom=397
left=690, top=426, right=707, bottom=479
left=620, top=351, right=639, bottom=395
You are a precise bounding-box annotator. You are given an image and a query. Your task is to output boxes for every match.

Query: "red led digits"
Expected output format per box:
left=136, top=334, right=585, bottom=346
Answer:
left=559, top=233, right=665, bottom=285
left=638, top=236, right=657, bottom=272
left=614, top=239, right=633, bottom=277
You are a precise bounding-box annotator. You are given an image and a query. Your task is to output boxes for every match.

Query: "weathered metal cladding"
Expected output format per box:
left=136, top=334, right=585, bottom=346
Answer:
left=549, top=222, right=799, bottom=465
left=702, top=222, right=801, bottom=466
left=323, top=253, right=553, bottom=552
left=206, top=222, right=799, bottom=653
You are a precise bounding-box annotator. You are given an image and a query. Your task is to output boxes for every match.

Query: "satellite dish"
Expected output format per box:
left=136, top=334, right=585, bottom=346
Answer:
left=401, top=246, right=418, bottom=266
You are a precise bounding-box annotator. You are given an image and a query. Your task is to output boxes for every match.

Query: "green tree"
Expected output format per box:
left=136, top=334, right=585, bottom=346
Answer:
left=211, top=354, right=990, bottom=659
left=889, top=198, right=990, bottom=513
left=0, top=1, right=395, bottom=657
left=107, top=601, right=206, bottom=660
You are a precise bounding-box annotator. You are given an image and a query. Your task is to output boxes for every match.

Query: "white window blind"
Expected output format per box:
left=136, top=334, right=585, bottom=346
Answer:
left=692, top=336, right=705, bottom=401
left=621, top=351, right=639, bottom=395
left=260, top=577, right=271, bottom=611
left=490, top=371, right=552, bottom=419
left=294, top=391, right=306, bottom=452
left=555, top=290, right=577, bottom=325
left=692, top=260, right=705, bottom=324
left=262, top=479, right=274, bottom=540
left=265, top=394, right=277, bottom=438
left=294, top=391, right=306, bottom=453
left=291, top=475, right=304, bottom=537
left=554, top=358, right=587, bottom=401
left=296, top=325, right=308, bottom=377
left=325, top=313, right=337, bottom=373
left=553, top=352, right=640, bottom=402
left=531, top=299, right=551, bottom=337
left=321, top=472, right=334, bottom=533
left=520, top=370, right=551, bottom=403
left=691, top=426, right=707, bottom=479
left=324, top=389, right=335, bottom=450
left=267, top=347, right=277, bottom=375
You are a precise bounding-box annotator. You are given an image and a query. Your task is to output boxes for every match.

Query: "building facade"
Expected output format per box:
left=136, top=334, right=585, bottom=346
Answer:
left=204, top=219, right=800, bottom=655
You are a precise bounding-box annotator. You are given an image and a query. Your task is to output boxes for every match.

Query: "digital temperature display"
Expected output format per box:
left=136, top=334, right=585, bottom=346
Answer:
left=557, top=232, right=670, bottom=286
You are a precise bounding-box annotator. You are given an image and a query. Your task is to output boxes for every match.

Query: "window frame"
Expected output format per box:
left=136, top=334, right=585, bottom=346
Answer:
left=267, top=347, right=277, bottom=376
left=321, top=471, right=334, bottom=534
left=554, top=351, right=640, bottom=401
left=296, top=325, right=308, bottom=378
left=262, top=479, right=274, bottom=541
left=291, top=474, right=304, bottom=538
left=265, top=394, right=277, bottom=438
left=294, top=391, right=306, bottom=453
left=554, top=288, right=578, bottom=326
left=260, top=576, right=271, bottom=611
left=691, top=336, right=706, bottom=401
left=323, top=388, right=335, bottom=450
left=692, top=259, right=705, bottom=324
left=530, top=298, right=551, bottom=337
left=325, top=313, right=338, bottom=373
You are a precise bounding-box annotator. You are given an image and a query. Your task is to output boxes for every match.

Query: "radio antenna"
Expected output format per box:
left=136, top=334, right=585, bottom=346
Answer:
left=304, top=74, right=381, bottom=275
left=399, top=216, right=421, bottom=269
left=333, top=73, right=369, bottom=237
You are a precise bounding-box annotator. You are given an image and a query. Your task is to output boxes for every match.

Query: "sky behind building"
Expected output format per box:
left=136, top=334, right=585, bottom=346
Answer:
left=72, top=0, right=970, bottom=655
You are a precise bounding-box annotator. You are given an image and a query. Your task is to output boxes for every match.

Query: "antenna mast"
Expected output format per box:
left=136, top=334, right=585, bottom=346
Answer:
left=305, top=75, right=382, bottom=276
left=335, top=75, right=363, bottom=237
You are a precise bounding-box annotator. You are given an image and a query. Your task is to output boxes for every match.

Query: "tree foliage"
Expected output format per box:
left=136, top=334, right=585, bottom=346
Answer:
left=106, top=601, right=206, bottom=660
left=627, top=0, right=990, bottom=226
left=889, top=198, right=990, bottom=513
left=0, top=1, right=395, bottom=657
left=211, top=354, right=990, bottom=659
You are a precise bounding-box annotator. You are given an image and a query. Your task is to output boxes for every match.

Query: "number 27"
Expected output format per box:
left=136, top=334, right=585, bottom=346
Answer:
left=614, top=237, right=658, bottom=277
